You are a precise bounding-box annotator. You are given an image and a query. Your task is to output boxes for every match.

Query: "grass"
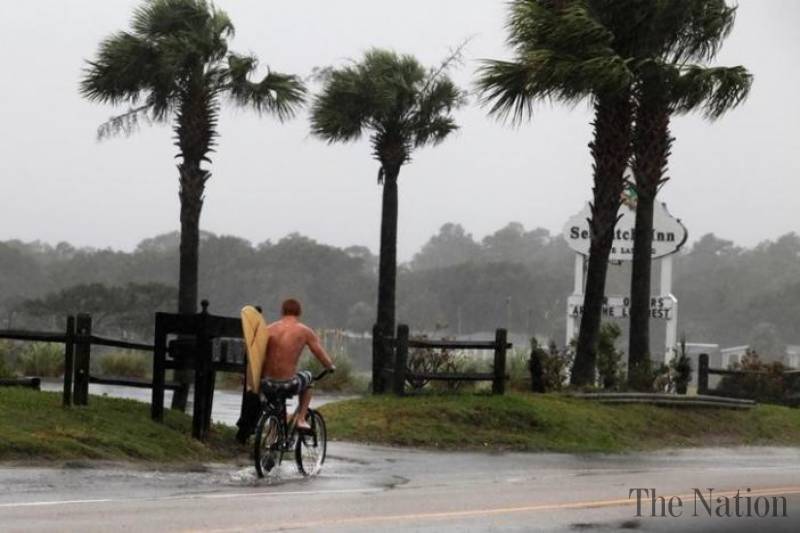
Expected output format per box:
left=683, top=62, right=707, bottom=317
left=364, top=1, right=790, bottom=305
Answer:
left=321, top=392, right=800, bottom=453
left=0, top=388, right=242, bottom=463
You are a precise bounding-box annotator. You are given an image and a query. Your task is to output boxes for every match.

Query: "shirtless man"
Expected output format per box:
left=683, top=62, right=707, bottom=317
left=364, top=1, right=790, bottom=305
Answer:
left=262, top=298, right=335, bottom=430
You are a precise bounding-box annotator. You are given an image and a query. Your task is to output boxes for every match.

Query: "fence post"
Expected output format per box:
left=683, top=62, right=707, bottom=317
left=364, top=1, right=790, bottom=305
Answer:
left=192, top=301, right=211, bottom=441
left=73, top=314, right=92, bottom=406
left=493, top=329, right=508, bottom=395
left=393, top=324, right=409, bottom=396
left=151, top=313, right=167, bottom=422
left=62, top=316, right=75, bottom=407
left=530, top=347, right=545, bottom=393
left=372, top=324, right=385, bottom=395
left=698, top=353, right=709, bottom=395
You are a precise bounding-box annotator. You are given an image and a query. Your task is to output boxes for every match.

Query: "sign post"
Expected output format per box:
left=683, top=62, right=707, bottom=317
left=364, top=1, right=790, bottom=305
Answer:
left=563, top=202, right=687, bottom=363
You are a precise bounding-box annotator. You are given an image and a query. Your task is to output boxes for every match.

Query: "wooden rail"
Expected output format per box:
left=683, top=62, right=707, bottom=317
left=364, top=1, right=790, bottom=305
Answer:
left=697, top=353, right=799, bottom=403
left=373, top=324, right=510, bottom=396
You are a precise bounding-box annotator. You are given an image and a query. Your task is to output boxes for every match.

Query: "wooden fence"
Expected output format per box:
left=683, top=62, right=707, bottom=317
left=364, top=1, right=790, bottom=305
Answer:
left=697, top=353, right=800, bottom=405
left=0, top=300, right=250, bottom=442
left=372, top=324, right=511, bottom=396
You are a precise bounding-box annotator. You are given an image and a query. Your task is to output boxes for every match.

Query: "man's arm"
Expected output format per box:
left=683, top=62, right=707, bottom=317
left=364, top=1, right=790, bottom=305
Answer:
left=306, top=328, right=335, bottom=370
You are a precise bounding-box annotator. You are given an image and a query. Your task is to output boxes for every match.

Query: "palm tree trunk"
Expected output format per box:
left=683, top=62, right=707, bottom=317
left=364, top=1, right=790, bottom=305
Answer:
left=170, top=84, right=214, bottom=410
left=627, top=192, right=655, bottom=387
left=572, top=92, right=633, bottom=386
left=627, top=81, right=672, bottom=390
left=171, top=166, right=206, bottom=410
left=376, top=163, right=401, bottom=338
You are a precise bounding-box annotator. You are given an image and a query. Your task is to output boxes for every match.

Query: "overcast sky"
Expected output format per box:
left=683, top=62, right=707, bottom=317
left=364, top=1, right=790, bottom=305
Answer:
left=1, top=0, right=798, bottom=260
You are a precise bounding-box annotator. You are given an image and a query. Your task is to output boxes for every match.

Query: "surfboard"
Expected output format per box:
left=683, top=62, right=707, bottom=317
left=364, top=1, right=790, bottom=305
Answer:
left=241, top=305, right=269, bottom=393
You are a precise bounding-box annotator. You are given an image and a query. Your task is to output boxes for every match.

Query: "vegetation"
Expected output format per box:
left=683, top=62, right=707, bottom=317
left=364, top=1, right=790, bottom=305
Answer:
left=97, top=351, right=151, bottom=379
left=81, top=0, right=306, bottom=409
left=311, top=48, right=466, bottom=339
left=718, top=351, right=797, bottom=405
left=322, top=393, right=800, bottom=452
left=3, top=230, right=799, bottom=357
left=596, top=323, right=625, bottom=390
left=18, top=343, right=64, bottom=377
left=0, top=388, right=240, bottom=463
left=627, top=1, right=752, bottom=383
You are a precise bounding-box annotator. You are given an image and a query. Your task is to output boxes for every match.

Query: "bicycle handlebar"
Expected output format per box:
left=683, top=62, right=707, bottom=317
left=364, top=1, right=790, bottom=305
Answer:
left=314, top=367, right=335, bottom=381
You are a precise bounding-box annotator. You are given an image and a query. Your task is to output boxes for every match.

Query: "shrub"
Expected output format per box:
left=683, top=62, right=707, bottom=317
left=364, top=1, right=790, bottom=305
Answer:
left=507, top=348, right=531, bottom=391
left=18, top=342, right=64, bottom=377
left=596, top=323, right=625, bottom=390
left=530, top=339, right=572, bottom=392
left=668, top=337, right=692, bottom=394
left=0, top=341, right=16, bottom=378
left=717, top=350, right=788, bottom=404
left=97, top=351, right=150, bottom=378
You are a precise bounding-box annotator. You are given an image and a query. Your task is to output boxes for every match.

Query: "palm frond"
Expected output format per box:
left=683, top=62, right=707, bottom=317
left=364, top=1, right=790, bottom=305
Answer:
left=96, top=104, right=154, bottom=140
left=672, top=64, right=752, bottom=119
left=227, top=54, right=306, bottom=121
left=80, top=31, right=161, bottom=105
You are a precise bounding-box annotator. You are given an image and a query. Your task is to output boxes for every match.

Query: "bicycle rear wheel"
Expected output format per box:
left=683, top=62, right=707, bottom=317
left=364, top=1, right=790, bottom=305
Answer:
left=254, top=413, right=283, bottom=478
left=295, top=410, right=326, bottom=476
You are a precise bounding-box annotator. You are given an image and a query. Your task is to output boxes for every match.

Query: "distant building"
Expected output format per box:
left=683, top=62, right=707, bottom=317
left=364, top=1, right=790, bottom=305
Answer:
left=785, top=345, right=800, bottom=369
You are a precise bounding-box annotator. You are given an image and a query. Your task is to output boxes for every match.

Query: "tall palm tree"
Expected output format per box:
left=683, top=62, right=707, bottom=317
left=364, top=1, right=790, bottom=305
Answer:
left=626, top=2, right=752, bottom=387
left=310, top=49, right=466, bottom=376
left=81, top=0, right=305, bottom=409
left=478, top=0, right=637, bottom=385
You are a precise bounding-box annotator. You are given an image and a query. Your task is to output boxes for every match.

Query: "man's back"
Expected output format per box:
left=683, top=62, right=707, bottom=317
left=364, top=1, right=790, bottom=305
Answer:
left=263, top=317, right=311, bottom=380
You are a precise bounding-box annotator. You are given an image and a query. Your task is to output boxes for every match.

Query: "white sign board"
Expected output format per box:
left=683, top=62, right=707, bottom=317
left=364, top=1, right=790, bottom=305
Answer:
left=563, top=202, right=687, bottom=262
left=567, top=294, right=676, bottom=320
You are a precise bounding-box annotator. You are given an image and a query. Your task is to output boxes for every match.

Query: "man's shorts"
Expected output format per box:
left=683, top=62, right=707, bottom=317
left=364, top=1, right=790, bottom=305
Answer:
left=260, top=370, right=313, bottom=397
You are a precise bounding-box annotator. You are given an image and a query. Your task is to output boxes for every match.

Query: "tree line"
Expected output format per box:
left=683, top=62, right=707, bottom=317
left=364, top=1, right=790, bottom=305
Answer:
left=2, top=227, right=797, bottom=358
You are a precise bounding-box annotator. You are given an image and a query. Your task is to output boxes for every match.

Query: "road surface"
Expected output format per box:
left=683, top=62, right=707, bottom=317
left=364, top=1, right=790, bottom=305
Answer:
left=2, top=444, right=800, bottom=531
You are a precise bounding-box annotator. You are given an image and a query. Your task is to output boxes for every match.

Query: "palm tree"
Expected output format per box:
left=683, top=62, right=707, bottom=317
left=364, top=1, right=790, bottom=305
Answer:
left=310, top=48, right=466, bottom=379
left=478, top=0, right=637, bottom=385
left=626, top=2, right=752, bottom=387
left=81, top=0, right=305, bottom=409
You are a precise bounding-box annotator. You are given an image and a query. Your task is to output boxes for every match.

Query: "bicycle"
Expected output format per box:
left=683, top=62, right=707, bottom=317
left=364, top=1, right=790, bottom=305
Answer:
left=254, top=368, right=332, bottom=478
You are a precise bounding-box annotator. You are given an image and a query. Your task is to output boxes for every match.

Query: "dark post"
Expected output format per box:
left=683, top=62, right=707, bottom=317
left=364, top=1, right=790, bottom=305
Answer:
left=530, top=348, right=545, bottom=393
left=192, top=300, right=211, bottom=441
left=73, top=314, right=92, bottom=406
left=698, top=353, right=709, bottom=395
left=151, top=313, right=167, bottom=422
left=62, top=316, right=75, bottom=407
left=493, top=329, right=508, bottom=395
left=393, top=324, right=409, bottom=396
left=372, top=323, right=385, bottom=395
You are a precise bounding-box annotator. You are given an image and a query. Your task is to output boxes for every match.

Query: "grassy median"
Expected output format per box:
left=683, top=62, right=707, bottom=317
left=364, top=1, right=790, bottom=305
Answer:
left=0, top=388, right=241, bottom=463
left=321, top=392, right=800, bottom=453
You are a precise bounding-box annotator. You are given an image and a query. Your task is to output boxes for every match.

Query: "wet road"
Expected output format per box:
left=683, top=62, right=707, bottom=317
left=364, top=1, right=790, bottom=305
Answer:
left=2, top=445, right=800, bottom=532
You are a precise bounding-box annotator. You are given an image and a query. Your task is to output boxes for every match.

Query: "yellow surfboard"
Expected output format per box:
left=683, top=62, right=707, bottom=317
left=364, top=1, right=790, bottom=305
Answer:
left=241, top=305, right=269, bottom=393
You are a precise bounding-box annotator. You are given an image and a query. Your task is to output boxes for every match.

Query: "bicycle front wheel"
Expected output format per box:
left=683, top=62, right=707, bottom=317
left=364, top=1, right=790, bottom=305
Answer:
left=254, top=413, right=283, bottom=478
left=295, top=410, right=326, bottom=476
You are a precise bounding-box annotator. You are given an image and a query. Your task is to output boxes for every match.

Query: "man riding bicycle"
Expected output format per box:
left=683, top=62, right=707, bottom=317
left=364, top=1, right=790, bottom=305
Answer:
left=261, top=298, right=335, bottom=431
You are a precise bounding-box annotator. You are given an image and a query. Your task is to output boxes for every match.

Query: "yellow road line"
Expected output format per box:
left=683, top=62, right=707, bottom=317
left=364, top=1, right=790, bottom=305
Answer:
left=192, top=485, right=800, bottom=532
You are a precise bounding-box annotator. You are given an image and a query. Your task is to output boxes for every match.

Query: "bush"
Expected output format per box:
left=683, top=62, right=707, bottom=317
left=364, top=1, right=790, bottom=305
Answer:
left=717, top=350, right=789, bottom=404
left=507, top=349, right=531, bottom=391
left=668, top=338, right=692, bottom=394
left=18, top=342, right=64, bottom=377
left=596, top=323, right=625, bottom=390
left=0, top=341, right=16, bottom=378
left=97, top=351, right=150, bottom=378
left=530, top=339, right=572, bottom=392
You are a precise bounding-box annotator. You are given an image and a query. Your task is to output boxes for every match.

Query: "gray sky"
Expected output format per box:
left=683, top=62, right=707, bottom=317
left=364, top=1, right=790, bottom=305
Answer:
left=1, top=0, right=798, bottom=260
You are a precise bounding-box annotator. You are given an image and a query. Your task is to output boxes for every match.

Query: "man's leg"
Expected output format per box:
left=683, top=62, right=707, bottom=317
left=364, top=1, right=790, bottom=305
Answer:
left=295, top=388, right=312, bottom=429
